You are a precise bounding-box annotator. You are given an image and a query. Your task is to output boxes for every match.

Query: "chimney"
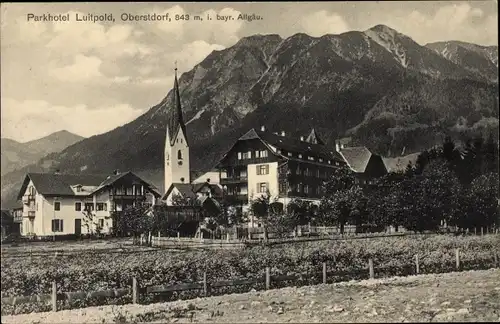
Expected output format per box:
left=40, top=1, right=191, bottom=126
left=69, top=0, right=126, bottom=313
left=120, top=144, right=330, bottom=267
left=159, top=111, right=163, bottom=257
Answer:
left=54, top=169, right=60, bottom=175
left=206, top=178, right=210, bottom=183
left=335, top=141, right=341, bottom=152
left=300, top=136, right=304, bottom=141
left=281, top=131, right=285, bottom=137
left=340, top=143, right=345, bottom=149
left=113, top=169, right=119, bottom=175
left=260, top=125, right=265, bottom=131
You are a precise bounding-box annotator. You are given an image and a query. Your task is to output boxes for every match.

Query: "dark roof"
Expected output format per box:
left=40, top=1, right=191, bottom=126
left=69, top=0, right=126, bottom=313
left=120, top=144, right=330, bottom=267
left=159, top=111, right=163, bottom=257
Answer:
left=163, top=182, right=223, bottom=200
left=305, top=128, right=325, bottom=145
left=1, top=210, right=13, bottom=221
left=17, top=173, right=110, bottom=199
left=235, top=128, right=344, bottom=162
left=338, top=147, right=372, bottom=173
left=166, top=70, right=188, bottom=146
left=17, top=172, right=161, bottom=200
left=90, top=171, right=162, bottom=197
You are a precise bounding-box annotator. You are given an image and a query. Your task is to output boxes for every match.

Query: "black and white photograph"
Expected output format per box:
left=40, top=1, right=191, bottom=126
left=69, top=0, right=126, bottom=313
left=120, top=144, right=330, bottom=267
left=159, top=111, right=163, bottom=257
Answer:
left=0, top=1, right=499, bottom=323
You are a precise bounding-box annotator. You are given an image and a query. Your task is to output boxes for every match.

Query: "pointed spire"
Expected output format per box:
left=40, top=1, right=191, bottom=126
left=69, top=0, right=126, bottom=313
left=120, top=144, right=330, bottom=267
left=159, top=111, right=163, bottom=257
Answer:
left=305, top=128, right=325, bottom=145
left=168, top=65, right=187, bottom=146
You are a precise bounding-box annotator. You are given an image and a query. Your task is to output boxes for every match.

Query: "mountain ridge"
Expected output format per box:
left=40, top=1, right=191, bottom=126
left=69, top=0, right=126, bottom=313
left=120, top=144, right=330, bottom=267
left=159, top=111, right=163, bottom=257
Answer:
left=1, top=24, right=498, bottom=208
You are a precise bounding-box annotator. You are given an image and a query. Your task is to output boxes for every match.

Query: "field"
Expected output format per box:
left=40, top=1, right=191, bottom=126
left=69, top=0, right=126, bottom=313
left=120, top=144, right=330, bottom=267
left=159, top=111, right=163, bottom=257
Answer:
left=1, top=235, right=499, bottom=316
left=2, top=269, right=499, bottom=323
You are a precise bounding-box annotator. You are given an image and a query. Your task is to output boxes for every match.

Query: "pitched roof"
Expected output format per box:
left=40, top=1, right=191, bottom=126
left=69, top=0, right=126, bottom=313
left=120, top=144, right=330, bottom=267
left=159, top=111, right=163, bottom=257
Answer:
left=163, top=182, right=223, bottom=200
left=17, top=173, right=110, bottom=199
left=338, top=146, right=372, bottom=173
left=234, top=128, right=344, bottom=162
left=17, top=172, right=161, bottom=200
left=89, top=171, right=162, bottom=197
left=166, top=69, right=188, bottom=146
left=305, top=128, right=325, bottom=145
left=382, top=152, right=420, bottom=172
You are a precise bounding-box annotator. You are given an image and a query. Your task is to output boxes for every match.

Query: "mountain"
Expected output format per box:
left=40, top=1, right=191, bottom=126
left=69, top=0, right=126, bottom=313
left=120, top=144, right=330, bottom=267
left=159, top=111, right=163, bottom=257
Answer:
left=425, top=40, right=498, bottom=82
left=1, top=25, right=498, bottom=207
left=1, top=130, right=84, bottom=176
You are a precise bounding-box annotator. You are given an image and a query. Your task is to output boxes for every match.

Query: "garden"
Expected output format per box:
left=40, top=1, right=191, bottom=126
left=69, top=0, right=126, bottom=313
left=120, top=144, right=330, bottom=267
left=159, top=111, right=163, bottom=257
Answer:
left=1, top=234, right=498, bottom=315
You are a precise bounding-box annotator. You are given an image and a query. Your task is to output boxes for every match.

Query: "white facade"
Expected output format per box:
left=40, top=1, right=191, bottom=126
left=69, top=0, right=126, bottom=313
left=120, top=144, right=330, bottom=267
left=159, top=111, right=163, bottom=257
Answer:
left=20, top=183, right=113, bottom=236
left=165, top=127, right=191, bottom=192
left=192, top=171, right=224, bottom=184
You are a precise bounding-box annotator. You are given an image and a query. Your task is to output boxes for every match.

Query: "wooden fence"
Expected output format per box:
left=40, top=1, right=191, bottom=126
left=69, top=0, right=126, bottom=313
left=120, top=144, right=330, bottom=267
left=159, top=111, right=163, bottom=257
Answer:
left=2, top=248, right=499, bottom=313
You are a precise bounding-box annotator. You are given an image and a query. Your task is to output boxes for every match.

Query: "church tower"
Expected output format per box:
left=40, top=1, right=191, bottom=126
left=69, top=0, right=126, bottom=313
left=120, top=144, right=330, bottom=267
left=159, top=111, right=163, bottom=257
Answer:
left=164, top=67, right=190, bottom=193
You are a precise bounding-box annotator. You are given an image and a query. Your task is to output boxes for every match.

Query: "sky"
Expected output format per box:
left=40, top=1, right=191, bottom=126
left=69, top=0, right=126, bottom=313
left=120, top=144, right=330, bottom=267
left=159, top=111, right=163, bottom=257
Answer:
left=1, top=1, right=498, bottom=142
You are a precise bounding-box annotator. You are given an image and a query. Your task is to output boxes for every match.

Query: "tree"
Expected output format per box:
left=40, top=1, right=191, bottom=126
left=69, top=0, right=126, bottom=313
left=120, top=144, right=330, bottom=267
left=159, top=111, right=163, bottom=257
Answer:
left=249, top=190, right=283, bottom=241
left=319, top=167, right=364, bottom=234
left=111, top=203, right=152, bottom=239
left=397, top=159, right=461, bottom=232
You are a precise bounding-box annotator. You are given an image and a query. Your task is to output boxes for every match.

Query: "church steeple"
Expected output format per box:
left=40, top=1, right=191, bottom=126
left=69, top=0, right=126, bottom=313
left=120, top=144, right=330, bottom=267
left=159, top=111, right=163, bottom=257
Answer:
left=168, top=64, right=188, bottom=146
left=164, top=66, right=191, bottom=198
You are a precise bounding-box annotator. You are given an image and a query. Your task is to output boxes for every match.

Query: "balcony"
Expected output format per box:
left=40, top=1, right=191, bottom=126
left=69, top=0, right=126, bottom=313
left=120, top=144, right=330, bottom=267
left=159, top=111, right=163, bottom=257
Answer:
left=110, top=193, right=146, bottom=200
left=223, top=194, right=248, bottom=204
left=21, top=195, right=35, bottom=204
left=23, top=211, right=35, bottom=218
left=220, top=176, right=248, bottom=185
left=13, top=214, right=23, bottom=223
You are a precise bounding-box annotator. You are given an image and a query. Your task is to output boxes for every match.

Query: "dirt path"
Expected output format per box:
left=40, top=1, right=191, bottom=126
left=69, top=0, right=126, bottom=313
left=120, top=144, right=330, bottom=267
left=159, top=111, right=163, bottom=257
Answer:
left=2, top=269, right=499, bottom=323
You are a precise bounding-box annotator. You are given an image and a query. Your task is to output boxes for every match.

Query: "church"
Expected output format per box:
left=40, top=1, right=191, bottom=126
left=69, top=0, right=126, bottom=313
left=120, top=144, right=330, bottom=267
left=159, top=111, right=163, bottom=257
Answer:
left=161, top=69, right=223, bottom=206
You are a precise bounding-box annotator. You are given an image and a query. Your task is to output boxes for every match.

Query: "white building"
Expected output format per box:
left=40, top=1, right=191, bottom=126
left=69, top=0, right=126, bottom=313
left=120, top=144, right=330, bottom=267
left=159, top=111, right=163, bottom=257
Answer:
left=17, top=171, right=161, bottom=237
left=162, top=68, right=223, bottom=205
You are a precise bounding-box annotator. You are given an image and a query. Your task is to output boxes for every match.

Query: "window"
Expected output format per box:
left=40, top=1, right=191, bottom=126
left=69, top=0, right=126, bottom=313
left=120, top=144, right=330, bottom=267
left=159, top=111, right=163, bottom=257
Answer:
left=84, top=203, right=94, bottom=211
left=97, top=203, right=107, bottom=211
left=297, top=183, right=303, bottom=192
left=238, top=152, right=242, bottom=160
left=54, top=202, right=60, bottom=211
left=328, top=160, right=331, bottom=164
left=98, top=219, right=104, bottom=229
left=255, top=151, right=260, bottom=158
left=304, top=185, right=309, bottom=194
left=260, top=150, right=268, bottom=158
left=316, top=169, right=320, bottom=177
left=305, top=168, right=309, bottom=176
left=319, top=158, right=323, bottom=162
left=257, top=182, right=268, bottom=193
left=308, top=156, right=315, bottom=161
left=180, top=139, right=183, bottom=144
left=177, top=150, right=183, bottom=160
left=298, top=154, right=303, bottom=158
left=51, top=219, right=63, bottom=232
left=76, top=186, right=82, bottom=192
left=75, top=202, right=82, bottom=211
left=287, top=152, right=292, bottom=157
left=256, top=164, right=269, bottom=175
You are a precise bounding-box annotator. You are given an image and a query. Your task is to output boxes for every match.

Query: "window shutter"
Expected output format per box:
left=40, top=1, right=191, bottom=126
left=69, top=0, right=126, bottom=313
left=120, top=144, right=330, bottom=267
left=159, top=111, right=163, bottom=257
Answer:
left=248, top=151, right=252, bottom=158
left=238, top=152, right=242, bottom=160
left=256, top=165, right=260, bottom=175
left=51, top=220, right=55, bottom=232
left=60, top=220, right=63, bottom=232
left=257, top=183, right=260, bottom=193
left=265, top=165, right=269, bottom=174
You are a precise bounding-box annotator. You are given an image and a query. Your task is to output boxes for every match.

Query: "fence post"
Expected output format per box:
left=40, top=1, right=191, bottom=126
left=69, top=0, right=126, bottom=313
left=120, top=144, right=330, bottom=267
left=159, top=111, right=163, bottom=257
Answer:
left=265, top=267, right=270, bottom=290
left=177, top=231, right=180, bottom=241
left=322, top=262, right=327, bottom=284
left=132, top=277, right=139, bottom=304
left=51, top=281, right=57, bottom=312
left=474, top=227, right=477, bottom=235
left=455, top=249, right=460, bottom=270
left=494, top=251, right=498, bottom=268
left=203, top=271, right=209, bottom=297
left=368, top=259, right=374, bottom=279
left=415, top=254, right=420, bottom=274
left=481, top=227, right=484, bottom=236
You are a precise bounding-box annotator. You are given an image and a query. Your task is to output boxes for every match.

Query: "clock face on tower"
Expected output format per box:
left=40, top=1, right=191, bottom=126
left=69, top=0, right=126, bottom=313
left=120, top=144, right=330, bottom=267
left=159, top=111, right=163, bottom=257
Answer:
left=178, top=161, right=183, bottom=166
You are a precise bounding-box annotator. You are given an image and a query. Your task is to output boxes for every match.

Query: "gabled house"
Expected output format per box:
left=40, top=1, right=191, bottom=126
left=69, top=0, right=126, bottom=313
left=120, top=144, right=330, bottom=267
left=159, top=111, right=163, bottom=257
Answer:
left=162, top=181, right=223, bottom=205
left=17, top=171, right=161, bottom=237
left=215, top=126, right=348, bottom=225
left=335, top=141, right=388, bottom=184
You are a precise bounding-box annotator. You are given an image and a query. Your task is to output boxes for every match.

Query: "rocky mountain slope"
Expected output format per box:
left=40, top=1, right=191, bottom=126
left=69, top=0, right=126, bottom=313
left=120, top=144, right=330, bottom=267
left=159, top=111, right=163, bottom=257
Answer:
left=1, top=130, right=84, bottom=176
left=1, top=25, right=498, bottom=207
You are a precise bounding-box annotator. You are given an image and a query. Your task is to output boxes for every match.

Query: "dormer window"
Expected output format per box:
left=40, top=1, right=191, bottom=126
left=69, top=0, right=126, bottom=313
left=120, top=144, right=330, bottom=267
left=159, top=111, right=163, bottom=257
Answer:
left=298, top=154, right=303, bottom=159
